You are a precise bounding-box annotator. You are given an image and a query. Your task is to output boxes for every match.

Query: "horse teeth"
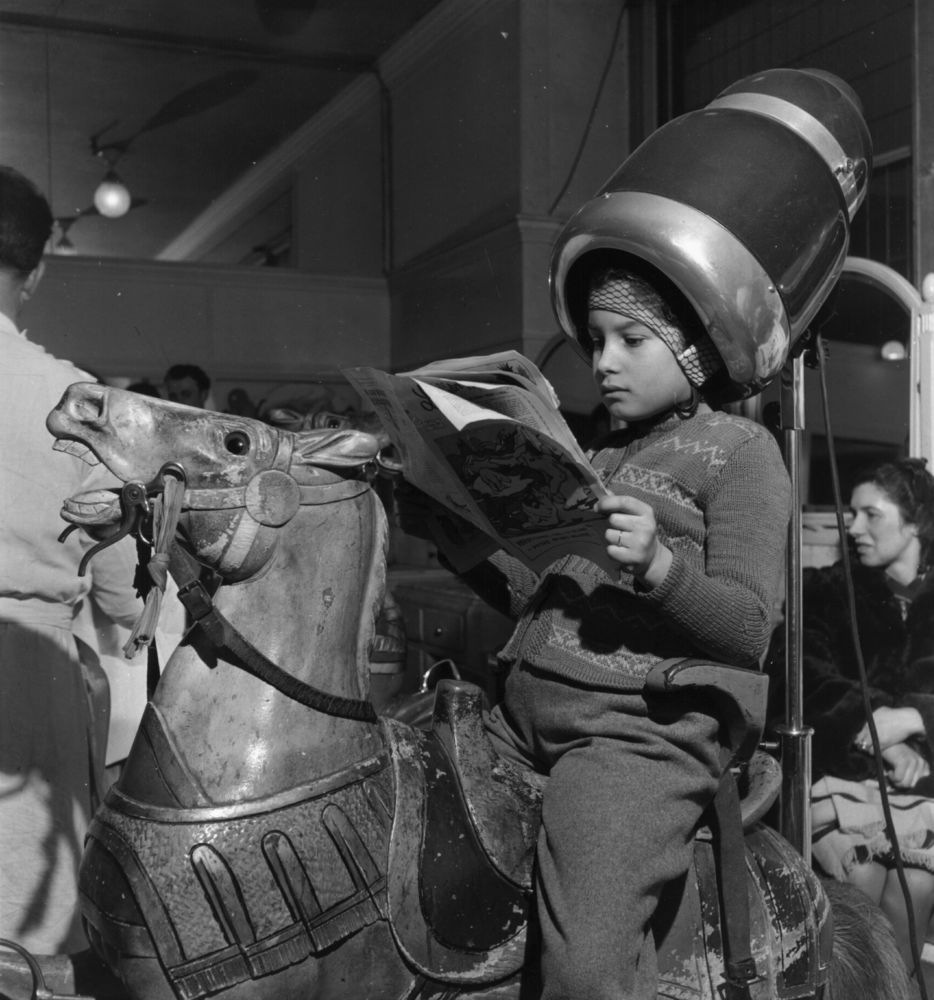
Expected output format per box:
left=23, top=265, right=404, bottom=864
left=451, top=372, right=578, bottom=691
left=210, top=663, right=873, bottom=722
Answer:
left=62, top=491, right=122, bottom=525
left=53, top=439, right=100, bottom=465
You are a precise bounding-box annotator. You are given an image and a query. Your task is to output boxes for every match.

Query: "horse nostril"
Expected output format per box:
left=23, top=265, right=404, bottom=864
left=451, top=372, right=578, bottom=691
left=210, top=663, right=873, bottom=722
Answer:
left=69, top=383, right=108, bottom=426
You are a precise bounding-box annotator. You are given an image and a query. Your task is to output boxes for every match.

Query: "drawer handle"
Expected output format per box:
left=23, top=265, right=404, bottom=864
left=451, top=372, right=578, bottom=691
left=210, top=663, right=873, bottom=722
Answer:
left=433, top=626, right=445, bottom=637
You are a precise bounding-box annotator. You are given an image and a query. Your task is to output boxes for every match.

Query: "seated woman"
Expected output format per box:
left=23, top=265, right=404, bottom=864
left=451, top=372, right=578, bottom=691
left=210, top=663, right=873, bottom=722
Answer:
left=765, top=457, right=934, bottom=968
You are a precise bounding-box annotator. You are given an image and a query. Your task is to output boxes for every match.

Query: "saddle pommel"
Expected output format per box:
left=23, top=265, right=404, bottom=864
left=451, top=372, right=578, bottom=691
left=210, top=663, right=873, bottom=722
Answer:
left=644, top=658, right=768, bottom=765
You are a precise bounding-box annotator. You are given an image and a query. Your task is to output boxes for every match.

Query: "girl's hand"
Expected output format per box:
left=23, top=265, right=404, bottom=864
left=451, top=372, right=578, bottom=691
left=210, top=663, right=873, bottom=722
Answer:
left=596, top=495, right=672, bottom=587
left=854, top=706, right=925, bottom=751
left=882, top=742, right=931, bottom=789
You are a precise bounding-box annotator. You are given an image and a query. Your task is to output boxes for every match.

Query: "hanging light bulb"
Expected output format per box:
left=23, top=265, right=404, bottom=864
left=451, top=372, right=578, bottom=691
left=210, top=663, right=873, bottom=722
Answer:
left=880, top=340, right=907, bottom=361
left=93, top=169, right=132, bottom=218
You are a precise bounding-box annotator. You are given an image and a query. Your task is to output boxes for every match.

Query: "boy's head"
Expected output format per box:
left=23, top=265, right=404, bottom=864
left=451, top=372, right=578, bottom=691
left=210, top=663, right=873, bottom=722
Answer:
left=164, top=363, right=211, bottom=408
left=0, top=166, right=53, bottom=277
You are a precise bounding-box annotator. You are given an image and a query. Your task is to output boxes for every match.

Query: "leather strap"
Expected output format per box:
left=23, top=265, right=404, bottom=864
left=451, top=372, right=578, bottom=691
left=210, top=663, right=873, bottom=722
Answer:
left=171, top=543, right=377, bottom=724
left=709, top=755, right=763, bottom=997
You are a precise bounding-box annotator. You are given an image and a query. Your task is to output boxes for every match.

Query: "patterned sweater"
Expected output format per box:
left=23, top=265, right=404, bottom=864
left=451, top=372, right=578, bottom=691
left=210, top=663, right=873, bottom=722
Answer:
left=465, top=409, right=792, bottom=691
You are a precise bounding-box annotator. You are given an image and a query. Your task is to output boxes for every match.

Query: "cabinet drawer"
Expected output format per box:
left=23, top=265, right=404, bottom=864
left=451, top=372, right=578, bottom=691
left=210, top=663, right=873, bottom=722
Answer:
left=418, top=607, right=464, bottom=650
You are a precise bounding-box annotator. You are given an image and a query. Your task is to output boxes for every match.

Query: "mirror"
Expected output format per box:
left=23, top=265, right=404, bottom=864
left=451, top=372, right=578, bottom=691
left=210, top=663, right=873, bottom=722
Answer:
left=801, top=260, right=913, bottom=507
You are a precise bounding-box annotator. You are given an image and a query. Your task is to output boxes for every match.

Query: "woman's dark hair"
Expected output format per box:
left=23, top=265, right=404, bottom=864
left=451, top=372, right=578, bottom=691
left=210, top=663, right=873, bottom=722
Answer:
left=853, top=457, right=934, bottom=563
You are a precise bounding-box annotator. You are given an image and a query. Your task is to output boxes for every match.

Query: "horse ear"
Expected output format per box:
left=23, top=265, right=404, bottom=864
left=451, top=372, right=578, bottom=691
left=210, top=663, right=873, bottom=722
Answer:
left=265, top=406, right=304, bottom=430
left=292, top=428, right=381, bottom=467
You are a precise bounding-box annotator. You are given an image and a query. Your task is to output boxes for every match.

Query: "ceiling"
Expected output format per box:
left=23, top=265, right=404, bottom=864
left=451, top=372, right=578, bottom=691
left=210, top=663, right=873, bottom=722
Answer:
left=0, top=0, right=443, bottom=263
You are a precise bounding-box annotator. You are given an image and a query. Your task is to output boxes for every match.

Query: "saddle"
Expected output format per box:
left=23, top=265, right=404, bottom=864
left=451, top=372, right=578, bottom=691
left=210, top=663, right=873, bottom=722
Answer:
left=383, top=658, right=782, bottom=990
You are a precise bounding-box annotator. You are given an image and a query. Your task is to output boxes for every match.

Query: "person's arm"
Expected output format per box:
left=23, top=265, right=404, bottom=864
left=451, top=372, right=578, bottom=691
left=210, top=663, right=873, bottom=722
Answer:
left=854, top=705, right=926, bottom=750
left=773, top=565, right=900, bottom=774
left=633, top=430, right=791, bottom=666
left=86, top=534, right=142, bottom=630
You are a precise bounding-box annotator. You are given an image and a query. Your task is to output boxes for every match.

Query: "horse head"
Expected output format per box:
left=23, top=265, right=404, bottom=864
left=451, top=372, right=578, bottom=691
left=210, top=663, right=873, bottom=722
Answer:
left=48, top=381, right=385, bottom=583
left=49, top=380, right=393, bottom=803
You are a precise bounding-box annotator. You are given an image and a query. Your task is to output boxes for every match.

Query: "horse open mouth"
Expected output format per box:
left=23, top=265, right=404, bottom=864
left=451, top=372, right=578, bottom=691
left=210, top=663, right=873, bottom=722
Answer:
left=52, top=438, right=124, bottom=526
left=61, top=487, right=124, bottom=527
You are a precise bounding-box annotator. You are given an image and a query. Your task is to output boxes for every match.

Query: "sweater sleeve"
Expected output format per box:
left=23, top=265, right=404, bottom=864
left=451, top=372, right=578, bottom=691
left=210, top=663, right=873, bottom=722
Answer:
left=455, top=549, right=540, bottom=621
left=640, top=429, right=791, bottom=666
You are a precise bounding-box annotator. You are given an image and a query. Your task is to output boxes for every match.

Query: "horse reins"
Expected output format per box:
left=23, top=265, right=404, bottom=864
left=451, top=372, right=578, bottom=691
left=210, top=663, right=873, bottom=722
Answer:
left=75, top=455, right=380, bottom=725
left=169, top=542, right=378, bottom=724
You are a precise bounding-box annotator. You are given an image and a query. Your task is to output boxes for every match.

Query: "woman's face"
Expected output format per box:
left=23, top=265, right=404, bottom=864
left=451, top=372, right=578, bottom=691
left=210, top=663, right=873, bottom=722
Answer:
left=847, top=481, right=920, bottom=576
left=588, top=310, right=692, bottom=423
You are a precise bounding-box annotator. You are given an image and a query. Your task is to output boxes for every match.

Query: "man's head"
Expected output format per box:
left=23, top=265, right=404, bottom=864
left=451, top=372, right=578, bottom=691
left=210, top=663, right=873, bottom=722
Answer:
left=0, top=166, right=53, bottom=276
left=164, top=364, right=211, bottom=408
left=0, top=167, right=53, bottom=322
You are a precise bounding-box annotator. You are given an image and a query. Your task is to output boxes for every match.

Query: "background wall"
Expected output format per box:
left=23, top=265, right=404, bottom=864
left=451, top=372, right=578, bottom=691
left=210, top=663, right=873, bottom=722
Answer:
left=23, top=256, right=390, bottom=410
left=23, top=0, right=927, bottom=440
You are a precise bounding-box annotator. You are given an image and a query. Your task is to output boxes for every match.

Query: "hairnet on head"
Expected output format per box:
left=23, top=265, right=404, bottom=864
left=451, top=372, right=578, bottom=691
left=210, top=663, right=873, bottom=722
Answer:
left=586, top=270, right=723, bottom=388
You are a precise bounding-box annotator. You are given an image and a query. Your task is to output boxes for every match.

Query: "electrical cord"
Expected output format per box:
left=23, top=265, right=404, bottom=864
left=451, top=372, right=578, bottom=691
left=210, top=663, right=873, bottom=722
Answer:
left=815, top=334, right=929, bottom=996
left=547, top=0, right=627, bottom=215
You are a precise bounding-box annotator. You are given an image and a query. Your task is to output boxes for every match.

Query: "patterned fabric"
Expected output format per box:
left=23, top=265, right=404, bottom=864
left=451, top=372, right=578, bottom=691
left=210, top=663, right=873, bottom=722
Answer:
left=587, top=275, right=722, bottom=387
left=811, top=775, right=934, bottom=878
left=494, top=409, right=791, bottom=689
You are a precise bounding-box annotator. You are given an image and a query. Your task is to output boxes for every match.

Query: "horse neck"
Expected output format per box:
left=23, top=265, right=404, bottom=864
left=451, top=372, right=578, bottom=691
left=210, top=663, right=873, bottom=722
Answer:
left=139, top=490, right=388, bottom=806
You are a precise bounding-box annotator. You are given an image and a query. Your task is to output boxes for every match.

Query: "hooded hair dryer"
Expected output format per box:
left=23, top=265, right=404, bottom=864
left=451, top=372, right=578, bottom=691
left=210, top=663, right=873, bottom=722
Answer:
left=550, top=68, right=872, bottom=399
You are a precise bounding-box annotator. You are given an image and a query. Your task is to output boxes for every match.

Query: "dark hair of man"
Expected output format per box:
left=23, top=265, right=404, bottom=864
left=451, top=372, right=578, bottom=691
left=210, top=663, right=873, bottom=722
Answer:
left=165, top=363, right=211, bottom=392
left=0, top=166, right=54, bottom=275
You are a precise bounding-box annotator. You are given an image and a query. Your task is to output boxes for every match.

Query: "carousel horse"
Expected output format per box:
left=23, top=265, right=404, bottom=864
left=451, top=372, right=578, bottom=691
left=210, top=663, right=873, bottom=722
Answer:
left=33, top=382, right=908, bottom=1000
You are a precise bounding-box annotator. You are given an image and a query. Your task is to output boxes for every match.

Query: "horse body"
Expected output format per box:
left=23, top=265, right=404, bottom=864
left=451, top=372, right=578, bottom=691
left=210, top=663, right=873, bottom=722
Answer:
left=43, top=382, right=906, bottom=1000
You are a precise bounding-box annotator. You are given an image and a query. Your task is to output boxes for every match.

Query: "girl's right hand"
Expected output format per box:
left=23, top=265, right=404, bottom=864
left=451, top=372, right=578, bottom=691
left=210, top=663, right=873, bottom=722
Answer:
left=883, top=743, right=931, bottom=789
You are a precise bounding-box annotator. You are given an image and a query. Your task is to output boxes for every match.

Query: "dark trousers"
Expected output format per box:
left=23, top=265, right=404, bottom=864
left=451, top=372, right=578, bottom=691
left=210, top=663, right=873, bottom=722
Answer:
left=485, top=663, right=723, bottom=1000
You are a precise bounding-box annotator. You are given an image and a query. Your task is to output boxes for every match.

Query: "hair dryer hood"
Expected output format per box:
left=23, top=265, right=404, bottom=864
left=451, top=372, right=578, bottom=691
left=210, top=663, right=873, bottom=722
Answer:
left=550, top=68, right=872, bottom=398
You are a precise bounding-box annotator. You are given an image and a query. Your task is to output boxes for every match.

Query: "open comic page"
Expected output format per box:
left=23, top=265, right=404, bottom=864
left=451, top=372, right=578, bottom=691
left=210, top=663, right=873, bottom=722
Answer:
left=343, top=351, right=616, bottom=576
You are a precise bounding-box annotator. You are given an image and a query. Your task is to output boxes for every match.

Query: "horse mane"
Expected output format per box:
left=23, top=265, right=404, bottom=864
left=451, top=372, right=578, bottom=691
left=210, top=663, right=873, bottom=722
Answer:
left=821, top=879, right=911, bottom=1000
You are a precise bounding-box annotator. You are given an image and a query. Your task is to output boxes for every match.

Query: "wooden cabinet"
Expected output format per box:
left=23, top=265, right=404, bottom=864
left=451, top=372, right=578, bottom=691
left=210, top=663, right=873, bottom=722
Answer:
left=389, top=568, right=515, bottom=703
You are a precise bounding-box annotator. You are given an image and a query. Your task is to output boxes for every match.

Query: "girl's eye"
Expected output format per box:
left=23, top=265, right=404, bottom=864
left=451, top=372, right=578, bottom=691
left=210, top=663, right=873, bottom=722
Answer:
left=224, top=431, right=251, bottom=455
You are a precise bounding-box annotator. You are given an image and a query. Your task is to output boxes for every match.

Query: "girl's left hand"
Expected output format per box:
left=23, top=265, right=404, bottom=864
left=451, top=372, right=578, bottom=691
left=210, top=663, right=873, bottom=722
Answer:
left=854, top=706, right=925, bottom=751
left=596, top=495, right=672, bottom=587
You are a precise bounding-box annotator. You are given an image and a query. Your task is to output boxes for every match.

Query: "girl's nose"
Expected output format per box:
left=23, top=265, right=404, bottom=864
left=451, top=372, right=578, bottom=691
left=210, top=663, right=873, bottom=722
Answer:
left=594, top=346, right=619, bottom=375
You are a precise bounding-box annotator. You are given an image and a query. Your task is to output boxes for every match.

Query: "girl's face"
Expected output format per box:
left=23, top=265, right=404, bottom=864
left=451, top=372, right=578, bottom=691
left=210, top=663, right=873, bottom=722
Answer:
left=587, top=309, right=692, bottom=423
left=847, top=481, right=920, bottom=577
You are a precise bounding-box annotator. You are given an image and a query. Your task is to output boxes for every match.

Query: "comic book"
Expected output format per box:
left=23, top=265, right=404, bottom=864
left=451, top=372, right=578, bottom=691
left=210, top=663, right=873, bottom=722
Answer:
left=343, top=351, right=615, bottom=576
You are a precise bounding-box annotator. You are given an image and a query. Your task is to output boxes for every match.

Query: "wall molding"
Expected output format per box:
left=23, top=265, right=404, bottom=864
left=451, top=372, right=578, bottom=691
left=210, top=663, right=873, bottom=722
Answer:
left=157, top=0, right=502, bottom=263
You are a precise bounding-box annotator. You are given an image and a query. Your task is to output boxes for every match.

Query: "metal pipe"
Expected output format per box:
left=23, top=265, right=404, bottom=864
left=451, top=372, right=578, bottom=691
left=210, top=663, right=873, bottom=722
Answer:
left=776, top=353, right=813, bottom=859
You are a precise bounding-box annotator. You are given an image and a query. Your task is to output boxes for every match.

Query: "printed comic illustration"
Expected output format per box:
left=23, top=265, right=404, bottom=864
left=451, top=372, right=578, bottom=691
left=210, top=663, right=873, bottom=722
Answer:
left=344, top=352, right=616, bottom=575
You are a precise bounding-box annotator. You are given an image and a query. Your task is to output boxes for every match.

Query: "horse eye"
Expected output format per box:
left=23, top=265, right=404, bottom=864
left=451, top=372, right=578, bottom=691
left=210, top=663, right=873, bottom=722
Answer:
left=224, top=431, right=251, bottom=455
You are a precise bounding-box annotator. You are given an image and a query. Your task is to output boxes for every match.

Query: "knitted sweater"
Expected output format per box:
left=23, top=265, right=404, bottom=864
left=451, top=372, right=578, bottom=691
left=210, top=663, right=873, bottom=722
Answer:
left=465, top=409, right=791, bottom=691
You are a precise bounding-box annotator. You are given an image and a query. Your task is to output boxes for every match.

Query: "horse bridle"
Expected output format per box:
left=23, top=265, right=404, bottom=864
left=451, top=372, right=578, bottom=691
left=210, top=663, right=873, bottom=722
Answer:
left=71, top=455, right=380, bottom=725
